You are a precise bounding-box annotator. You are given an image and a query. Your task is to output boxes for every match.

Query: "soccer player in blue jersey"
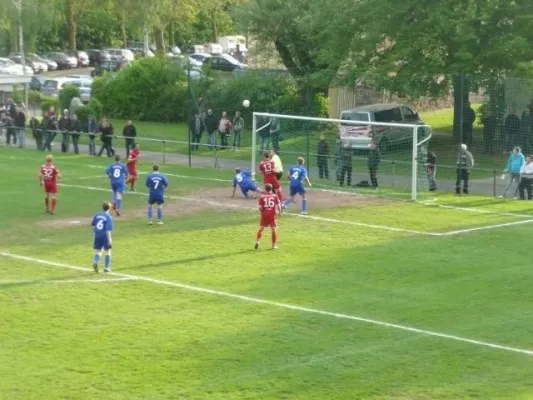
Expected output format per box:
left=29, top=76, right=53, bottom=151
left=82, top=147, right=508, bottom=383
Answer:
left=282, top=157, right=312, bottom=215
left=91, top=201, right=113, bottom=273
left=231, top=168, right=261, bottom=199
left=105, top=155, right=128, bottom=216
left=146, top=164, right=169, bottom=225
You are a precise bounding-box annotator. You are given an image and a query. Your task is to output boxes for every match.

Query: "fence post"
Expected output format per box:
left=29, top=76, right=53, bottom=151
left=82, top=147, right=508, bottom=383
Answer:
left=493, top=170, right=496, bottom=197
left=162, top=140, right=166, bottom=164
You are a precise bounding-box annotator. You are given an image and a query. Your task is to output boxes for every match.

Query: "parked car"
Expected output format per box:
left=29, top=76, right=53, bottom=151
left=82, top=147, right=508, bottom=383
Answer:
left=129, top=48, right=155, bottom=59
left=30, top=75, right=48, bottom=91
left=41, top=52, right=77, bottom=69
left=189, top=53, right=211, bottom=64
left=91, top=60, right=130, bottom=77
left=33, top=53, right=57, bottom=70
left=41, top=77, right=93, bottom=103
left=0, top=58, right=33, bottom=75
left=86, top=49, right=111, bottom=66
left=338, top=103, right=429, bottom=153
left=65, top=50, right=90, bottom=67
left=104, top=49, right=135, bottom=62
left=203, top=53, right=247, bottom=71
left=8, top=55, right=42, bottom=73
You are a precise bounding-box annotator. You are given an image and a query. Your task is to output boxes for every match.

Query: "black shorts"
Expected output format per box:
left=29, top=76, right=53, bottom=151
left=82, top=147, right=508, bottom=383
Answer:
left=276, top=172, right=283, bottom=180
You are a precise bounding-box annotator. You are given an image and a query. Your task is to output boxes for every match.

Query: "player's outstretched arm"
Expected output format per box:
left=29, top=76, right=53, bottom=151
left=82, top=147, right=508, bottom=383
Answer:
left=306, top=176, right=312, bottom=187
left=231, top=185, right=237, bottom=198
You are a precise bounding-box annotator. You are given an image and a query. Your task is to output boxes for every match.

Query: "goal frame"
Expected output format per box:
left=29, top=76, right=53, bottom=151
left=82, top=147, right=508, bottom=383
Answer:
left=252, top=112, right=432, bottom=201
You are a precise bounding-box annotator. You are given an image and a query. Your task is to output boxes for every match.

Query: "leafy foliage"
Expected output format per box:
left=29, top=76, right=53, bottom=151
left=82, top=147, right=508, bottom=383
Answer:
left=40, top=95, right=59, bottom=113
left=75, top=104, right=90, bottom=124
left=88, top=98, right=103, bottom=120
left=58, top=84, right=80, bottom=111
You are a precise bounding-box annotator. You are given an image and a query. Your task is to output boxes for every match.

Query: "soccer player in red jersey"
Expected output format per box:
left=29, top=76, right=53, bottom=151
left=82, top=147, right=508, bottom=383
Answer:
left=259, top=151, right=283, bottom=202
left=125, top=144, right=140, bottom=191
left=255, top=183, right=281, bottom=250
left=39, top=155, right=60, bottom=214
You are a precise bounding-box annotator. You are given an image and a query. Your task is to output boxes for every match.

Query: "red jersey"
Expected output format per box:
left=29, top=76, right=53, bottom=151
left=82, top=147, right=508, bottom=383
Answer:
left=127, top=148, right=140, bottom=166
left=259, top=193, right=280, bottom=216
left=40, top=163, right=60, bottom=183
left=259, top=160, right=277, bottom=177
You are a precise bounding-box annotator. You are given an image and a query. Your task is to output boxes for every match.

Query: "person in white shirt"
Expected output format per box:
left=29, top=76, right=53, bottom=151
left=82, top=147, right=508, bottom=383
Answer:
left=518, top=155, right=533, bottom=200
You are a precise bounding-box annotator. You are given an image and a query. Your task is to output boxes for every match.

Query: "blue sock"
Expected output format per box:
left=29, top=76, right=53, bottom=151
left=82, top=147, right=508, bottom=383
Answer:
left=148, top=206, right=153, bottom=219
left=104, top=255, right=111, bottom=269
left=157, top=208, right=162, bottom=220
left=93, top=253, right=101, bottom=265
left=116, top=198, right=122, bottom=210
left=282, top=199, right=290, bottom=208
left=302, top=199, right=308, bottom=212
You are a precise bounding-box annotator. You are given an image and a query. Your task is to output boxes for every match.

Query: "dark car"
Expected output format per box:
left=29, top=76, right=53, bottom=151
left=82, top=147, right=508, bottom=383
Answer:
left=91, top=60, right=129, bottom=77
left=65, top=50, right=90, bottom=67
left=42, top=52, right=77, bottom=69
left=203, top=54, right=247, bottom=71
left=86, top=49, right=110, bottom=66
left=30, top=75, right=48, bottom=91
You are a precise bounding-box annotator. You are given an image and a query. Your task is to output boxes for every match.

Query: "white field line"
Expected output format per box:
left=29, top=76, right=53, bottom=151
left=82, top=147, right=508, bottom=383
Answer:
left=60, top=183, right=435, bottom=236
left=438, top=219, right=533, bottom=235
left=436, top=204, right=533, bottom=219
left=1, top=251, right=532, bottom=357
left=0, top=277, right=136, bottom=284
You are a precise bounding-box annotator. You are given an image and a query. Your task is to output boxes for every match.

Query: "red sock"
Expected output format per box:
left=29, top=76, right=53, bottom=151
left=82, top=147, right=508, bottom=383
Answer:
left=51, top=199, right=57, bottom=212
left=45, top=197, right=49, bottom=211
left=271, top=231, right=277, bottom=246
left=256, top=230, right=263, bottom=241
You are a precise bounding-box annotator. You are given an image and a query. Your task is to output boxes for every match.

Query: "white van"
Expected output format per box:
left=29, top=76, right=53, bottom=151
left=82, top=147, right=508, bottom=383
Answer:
left=205, top=44, right=223, bottom=55
left=218, top=36, right=247, bottom=52
left=105, top=49, right=135, bottom=62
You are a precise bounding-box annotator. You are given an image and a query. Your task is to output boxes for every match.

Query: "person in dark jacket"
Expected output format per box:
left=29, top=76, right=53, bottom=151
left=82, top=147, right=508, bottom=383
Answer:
left=40, top=111, right=52, bottom=151
left=205, top=109, right=218, bottom=150
left=339, top=145, right=353, bottom=186
left=97, top=118, right=115, bottom=157
left=30, top=116, right=42, bottom=150
left=14, top=105, right=26, bottom=148
left=504, top=108, right=521, bottom=152
left=6, top=98, right=16, bottom=120
left=462, top=102, right=476, bottom=146
left=189, top=112, right=204, bottom=150
left=86, top=115, right=98, bottom=155
left=426, top=148, right=437, bottom=191
left=123, top=120, right=137, bottom=157
left=367, top=141, right=381, bottom=188
left=4, top=115, right=16, bottom=145
left=58, top=110, right=70, bottom=153
left=316, top=135, right=329, bottom=179
left=69, top=114, right=82, bottom=154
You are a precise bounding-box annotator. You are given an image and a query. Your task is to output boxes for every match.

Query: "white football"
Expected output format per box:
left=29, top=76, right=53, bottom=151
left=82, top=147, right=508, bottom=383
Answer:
left=242, top=99, right=250, bottom=108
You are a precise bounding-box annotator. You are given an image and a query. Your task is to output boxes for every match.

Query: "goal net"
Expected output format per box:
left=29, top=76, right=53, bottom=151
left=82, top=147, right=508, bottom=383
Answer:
left=251, top=112, right=432, bottom=201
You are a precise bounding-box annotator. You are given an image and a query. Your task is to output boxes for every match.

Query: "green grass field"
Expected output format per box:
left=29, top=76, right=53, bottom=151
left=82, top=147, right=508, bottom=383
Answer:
left=2, top=147, right=533, bottom=399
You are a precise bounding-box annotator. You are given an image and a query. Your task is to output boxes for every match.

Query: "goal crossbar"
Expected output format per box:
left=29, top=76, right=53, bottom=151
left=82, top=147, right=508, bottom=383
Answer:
left=251, top=112, right=432, bottom=201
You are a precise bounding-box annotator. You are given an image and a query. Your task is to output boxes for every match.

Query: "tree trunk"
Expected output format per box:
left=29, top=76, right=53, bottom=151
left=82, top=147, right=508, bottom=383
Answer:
left=154, top=28, right=165, bottom=56
left=452, top=74, right=470, bottom=143
left=168, top=22, right=175, bottom=46
left=119, top=11, right=127, bottom=48
left=65, top=0, right=76, bottom=50
left=210, top=12, right=218, bottom=42
left=10, top=26, right=18, bottom=52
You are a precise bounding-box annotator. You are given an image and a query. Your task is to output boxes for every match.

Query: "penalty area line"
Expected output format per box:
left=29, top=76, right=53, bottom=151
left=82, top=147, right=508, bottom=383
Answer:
left=0, top=277, right=136, bottom=284
left=1, top=251, right=532, bottom=358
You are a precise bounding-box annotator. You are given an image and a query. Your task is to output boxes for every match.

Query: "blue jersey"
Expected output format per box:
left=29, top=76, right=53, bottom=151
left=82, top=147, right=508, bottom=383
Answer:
left=289, top=165, right=307, bottom=186
left=106, top=162, right=128, bottom=187
left=233, top=170, right=254, bottom=189
left=91, top=211, right=113, bottom=237
left=146, top=172, right=168, bottom=196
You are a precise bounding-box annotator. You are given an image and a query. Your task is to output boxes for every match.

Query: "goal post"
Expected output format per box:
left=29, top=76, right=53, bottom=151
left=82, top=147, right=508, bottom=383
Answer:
left=251, top=112, right=432, bottom=201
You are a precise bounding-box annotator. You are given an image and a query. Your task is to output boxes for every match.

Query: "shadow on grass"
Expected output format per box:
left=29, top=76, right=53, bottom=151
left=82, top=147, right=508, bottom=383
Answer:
left=0, top=272, right=96, bottom=290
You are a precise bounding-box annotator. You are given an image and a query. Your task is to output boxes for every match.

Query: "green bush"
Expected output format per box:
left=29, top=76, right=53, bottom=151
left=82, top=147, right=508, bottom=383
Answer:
left=75, top=105, right=90, bottom=124
left=40, top=95, right=59, bottom=113
left=88, top=98, right=103, bottom=120
left=28, top=90, right=42, bottom=104
left=58, top=84, right=80, bottom=111
left=91, top=58, right=187, bottom=122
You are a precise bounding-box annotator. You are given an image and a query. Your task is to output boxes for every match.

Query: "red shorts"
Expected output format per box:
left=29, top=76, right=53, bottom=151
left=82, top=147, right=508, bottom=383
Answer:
left=264, top=175, right=280, bottom=190
left=44, top=182, right=58, bottom=194
left=260, top=214, right=277, bottom=228
left=127, top=167, right=138, bottom=179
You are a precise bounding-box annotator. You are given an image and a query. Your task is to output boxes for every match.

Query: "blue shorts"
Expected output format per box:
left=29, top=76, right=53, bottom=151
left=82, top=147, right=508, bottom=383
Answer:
left=93, top=235, right=111, bottom=250
left=241, top=183, right=258, bottom=196
left=148, top=194, right=165, bottom=205
left=290, top=184, right=306, bottom=197
left=111, top=182, right=124, bottom=193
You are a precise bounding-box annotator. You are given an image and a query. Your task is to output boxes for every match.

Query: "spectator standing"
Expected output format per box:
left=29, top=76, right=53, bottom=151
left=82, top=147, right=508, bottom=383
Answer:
left=455, top=144, right=474, bottom=195
left=30, top=116, right=42, bottom=150
left=6, top=98, right=16, bottom=120
left=4, top=115, right=16, bottom=146
left=205, top=109, right=218, bottom=150
left=269, top=115, right=281, bottom=151
left=58, top=110, right=70, bottom=153
left=189, top=112, right=204, bottom=150
left=521, top=104, right=533, bottom=154
left=339, top=145, right=353, bottom=186
left=86, top=115, right=98, bottom=155
left=462, top=102, right=476, bottom=146
left=69, top=114, right=82, bottom=154
left=232, top=111, right=244, bottom=151
left=481, top=110, right=497, bottom=154
left=40, top=111, right=52, bottom=151
left=14, top=105, right=26, bottom=148
left=518, top=154, right=533, bottom=200
left=426, top=149, right=438, bottom=191
left=367, top=141, right=381, bottom=188
left=123, top=120, right=137, bottom=157
left=504, top=108, right=520, bottom=152
left=270, top=150, right=283, bottom=180
left=218, top=111, right=231, bottom=149
left=97, top=118, right=115, bottom=157
left=499, top=146, right=525, bottom=199
left=316, top=135, right=330, bottom=179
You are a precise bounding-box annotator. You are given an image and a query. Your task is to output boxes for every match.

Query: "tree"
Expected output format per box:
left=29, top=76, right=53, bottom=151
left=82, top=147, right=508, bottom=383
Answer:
left=235, top=0, right=359, bottom=111
left=64, top=0, right=95, bottom=49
